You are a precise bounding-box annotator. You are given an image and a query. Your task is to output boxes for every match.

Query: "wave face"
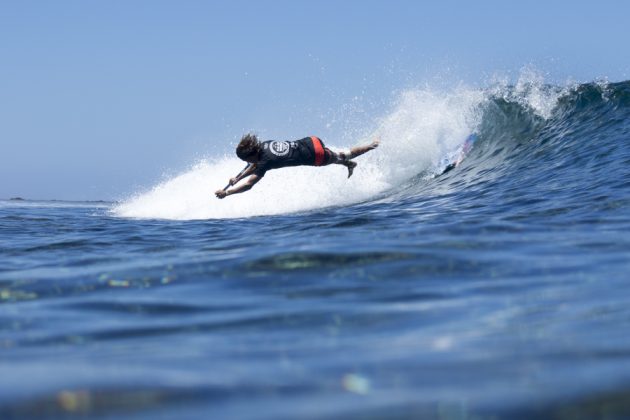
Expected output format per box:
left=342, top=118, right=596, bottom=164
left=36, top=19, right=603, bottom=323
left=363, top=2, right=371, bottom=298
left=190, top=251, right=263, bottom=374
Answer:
left=114, top=78, right=630, bottom=220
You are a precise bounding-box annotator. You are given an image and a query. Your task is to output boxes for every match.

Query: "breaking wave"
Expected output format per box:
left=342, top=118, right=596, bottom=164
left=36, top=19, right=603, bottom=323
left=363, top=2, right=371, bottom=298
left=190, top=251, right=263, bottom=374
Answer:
left=113, top=73, right=630, bottom=220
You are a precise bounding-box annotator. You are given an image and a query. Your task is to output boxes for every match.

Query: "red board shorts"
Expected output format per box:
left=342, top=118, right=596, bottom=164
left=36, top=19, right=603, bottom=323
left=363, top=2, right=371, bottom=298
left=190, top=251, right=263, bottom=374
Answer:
left=310, top=136, right=339, bottom=166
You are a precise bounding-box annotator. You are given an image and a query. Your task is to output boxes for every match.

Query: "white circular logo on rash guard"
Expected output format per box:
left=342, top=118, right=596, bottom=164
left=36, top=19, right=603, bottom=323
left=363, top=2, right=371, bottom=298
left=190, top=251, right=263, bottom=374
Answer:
left=269, top=141, right=290, bottom=157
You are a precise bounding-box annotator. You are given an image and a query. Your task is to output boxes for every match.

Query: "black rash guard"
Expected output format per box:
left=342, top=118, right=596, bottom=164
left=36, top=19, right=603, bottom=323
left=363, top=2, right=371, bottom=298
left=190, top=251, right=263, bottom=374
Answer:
left=253, top=137, right=323, bottom=177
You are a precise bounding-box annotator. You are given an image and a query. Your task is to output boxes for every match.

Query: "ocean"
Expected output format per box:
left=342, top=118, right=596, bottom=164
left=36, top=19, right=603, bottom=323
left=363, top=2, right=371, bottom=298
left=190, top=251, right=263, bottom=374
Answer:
left=1, top=79, right=630, bottom=419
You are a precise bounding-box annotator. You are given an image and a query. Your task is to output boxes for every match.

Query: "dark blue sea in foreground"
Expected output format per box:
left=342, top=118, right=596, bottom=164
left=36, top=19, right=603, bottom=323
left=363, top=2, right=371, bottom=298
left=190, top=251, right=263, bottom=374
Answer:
left=2, top=81, right=630, bottom=419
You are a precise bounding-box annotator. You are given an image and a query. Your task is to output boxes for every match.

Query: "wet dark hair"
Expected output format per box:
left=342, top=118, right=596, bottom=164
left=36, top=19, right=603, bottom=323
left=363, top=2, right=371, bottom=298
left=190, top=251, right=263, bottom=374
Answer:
left=236, top=133, right=260, bottom=160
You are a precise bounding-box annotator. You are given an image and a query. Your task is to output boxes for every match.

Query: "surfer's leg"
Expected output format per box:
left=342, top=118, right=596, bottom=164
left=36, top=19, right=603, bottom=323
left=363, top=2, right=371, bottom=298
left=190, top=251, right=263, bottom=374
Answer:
left=336, top=139, right=378, bottom=178
left=344, top=160, right=357, bottom=178
left=324, top=149, right=357, bottom=178
left=347, top=138, right=379, bottom=159
left=323, top=136, right=379, bottom=178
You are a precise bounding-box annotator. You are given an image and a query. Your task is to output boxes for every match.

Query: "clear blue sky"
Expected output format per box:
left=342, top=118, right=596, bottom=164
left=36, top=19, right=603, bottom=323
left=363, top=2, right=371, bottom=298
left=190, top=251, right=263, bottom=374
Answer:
left=2, top=0, right=629, bottom=200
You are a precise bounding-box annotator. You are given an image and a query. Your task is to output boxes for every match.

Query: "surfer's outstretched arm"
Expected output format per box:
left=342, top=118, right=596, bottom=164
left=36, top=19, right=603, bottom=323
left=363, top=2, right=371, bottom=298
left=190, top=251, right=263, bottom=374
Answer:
left=216, top=174, right=262, bottom=199
left=228, top=164, right=257, bottom=187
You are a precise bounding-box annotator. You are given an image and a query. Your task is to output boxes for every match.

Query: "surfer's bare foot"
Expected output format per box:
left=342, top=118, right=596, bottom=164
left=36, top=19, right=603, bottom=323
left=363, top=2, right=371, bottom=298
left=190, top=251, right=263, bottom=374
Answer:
left=346, top=161, right=357, bottom=178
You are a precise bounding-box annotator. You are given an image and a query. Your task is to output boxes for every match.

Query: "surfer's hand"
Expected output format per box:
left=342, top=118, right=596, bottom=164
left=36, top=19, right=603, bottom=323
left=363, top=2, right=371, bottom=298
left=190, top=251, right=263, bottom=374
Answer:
left=370, top=138, right=380, bottom=149
left=215, top=190, right=227, bottom=199
left=229, top=177, right=237, bottom=186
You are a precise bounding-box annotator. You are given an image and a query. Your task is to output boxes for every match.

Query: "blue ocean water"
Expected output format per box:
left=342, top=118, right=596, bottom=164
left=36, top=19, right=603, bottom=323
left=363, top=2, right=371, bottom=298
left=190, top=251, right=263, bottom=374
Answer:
left=2, top=79, right=630, bottom=419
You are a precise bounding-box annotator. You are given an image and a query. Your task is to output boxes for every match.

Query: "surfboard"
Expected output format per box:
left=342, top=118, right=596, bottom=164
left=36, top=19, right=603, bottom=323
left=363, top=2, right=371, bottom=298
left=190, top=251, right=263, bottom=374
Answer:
left=440, top=133, right=478, bottom=175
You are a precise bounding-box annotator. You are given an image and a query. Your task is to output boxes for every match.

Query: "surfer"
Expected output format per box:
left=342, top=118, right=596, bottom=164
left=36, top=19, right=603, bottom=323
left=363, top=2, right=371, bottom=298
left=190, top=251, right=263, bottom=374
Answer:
left=215, top=134, right=379, bottom=199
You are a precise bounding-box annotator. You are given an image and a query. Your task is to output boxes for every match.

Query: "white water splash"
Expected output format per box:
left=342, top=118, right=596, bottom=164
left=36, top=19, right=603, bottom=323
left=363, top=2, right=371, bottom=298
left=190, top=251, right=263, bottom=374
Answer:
left=113, top=87, right=484, bottom=220
left=489, top=68, right=567, bottom=119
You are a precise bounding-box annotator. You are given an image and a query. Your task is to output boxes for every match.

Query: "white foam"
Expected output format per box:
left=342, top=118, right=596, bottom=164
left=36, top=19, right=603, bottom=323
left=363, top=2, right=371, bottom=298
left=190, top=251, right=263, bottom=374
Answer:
left=489, top=67, right=566, bottom=119
left=113, top=87, right=483, bottom=220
